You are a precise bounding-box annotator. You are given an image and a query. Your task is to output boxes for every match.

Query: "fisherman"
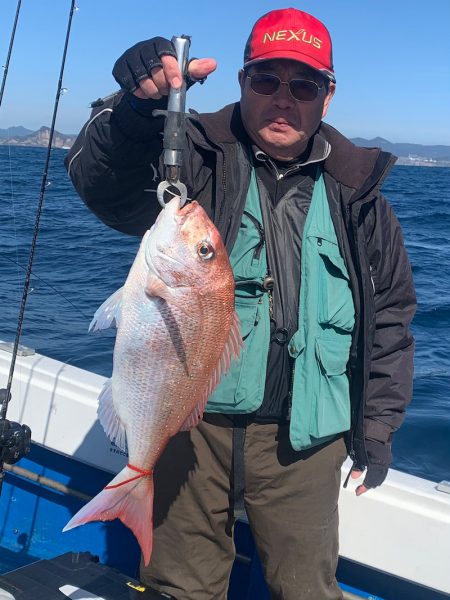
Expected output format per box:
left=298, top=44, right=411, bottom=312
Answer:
left=66, top=8, right=416, bottom=600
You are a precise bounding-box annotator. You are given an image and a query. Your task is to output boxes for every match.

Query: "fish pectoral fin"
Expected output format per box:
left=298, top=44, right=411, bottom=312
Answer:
left=145, top=273, right=172, bottom=301
left=145, top=273, right=190, bottom=312
left=179, top=311, right=243, bottom=432
left=97, top=378, right=127, bottom=452
left=89, top=286, right=124, bottom=332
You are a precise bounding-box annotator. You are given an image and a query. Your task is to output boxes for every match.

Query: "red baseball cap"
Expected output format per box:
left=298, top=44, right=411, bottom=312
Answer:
left=244, top=8, right=335, bottom=82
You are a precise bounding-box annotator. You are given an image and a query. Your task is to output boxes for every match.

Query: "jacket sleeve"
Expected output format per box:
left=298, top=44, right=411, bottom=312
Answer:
left=362, top=194, right=417, bottom=487
left=65, top=92, right=169, bottom=236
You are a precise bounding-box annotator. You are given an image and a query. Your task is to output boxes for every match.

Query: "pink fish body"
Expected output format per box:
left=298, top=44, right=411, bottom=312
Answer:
left=63, top=198, right=241, bottom=564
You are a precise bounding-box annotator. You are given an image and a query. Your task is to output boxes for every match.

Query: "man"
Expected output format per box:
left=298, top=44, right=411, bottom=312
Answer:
left=66, top=8, right=416, bottom=600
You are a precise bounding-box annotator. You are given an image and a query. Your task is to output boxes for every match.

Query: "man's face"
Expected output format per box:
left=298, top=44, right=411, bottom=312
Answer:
left=239, top=59, right=335, bottom=160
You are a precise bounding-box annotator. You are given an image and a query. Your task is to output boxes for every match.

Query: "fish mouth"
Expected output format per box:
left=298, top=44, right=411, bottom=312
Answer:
left=145, top=199, right=198, bottom=273
left=155, top=197, right=198, bottom=222
left=175, top=200, right=199, bottom=218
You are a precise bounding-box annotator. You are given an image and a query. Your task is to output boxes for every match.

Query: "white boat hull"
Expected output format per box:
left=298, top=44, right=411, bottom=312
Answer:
left=1, top=342, right=449, bottom=594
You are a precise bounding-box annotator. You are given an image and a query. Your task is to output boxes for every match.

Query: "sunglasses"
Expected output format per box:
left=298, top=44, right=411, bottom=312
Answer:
left=246, top=73, right=324, bottom=102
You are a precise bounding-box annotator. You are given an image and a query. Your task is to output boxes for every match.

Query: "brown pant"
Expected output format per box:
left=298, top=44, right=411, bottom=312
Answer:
left=141, top=415, right=347, bottom=600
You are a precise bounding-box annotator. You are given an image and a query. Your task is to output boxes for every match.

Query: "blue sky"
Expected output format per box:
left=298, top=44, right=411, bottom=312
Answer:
left=0, top=0, right=449, bottom=144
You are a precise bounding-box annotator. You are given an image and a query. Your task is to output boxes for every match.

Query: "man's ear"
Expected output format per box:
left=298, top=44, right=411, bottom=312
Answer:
left=322, top=82, right=336, bottom=118
left=238, top=69, right=245, bottom=89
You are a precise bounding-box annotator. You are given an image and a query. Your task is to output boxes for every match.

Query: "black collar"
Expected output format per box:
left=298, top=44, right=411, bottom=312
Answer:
left=252, top=131, right=330, bottom=169
left=196, top=103, right=396, bottom=195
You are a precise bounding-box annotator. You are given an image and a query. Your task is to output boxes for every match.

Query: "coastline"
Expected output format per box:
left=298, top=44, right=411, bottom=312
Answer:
left=1, top=142, right=450, bottom=167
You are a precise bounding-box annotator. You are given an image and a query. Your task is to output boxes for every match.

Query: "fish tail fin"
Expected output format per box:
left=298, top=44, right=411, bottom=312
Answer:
left=63, top=464, right=154, bottom=565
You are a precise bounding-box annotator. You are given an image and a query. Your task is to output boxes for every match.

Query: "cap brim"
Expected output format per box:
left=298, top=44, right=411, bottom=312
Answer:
left=244, top=50, right=336, bottom=82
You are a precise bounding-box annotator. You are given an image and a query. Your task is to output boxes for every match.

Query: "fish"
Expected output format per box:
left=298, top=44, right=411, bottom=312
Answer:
left=63, top=197, right=241, bottom=564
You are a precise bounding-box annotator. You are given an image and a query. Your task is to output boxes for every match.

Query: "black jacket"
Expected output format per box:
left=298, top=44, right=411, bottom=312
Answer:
left=66, top=92, right=416, bottom=488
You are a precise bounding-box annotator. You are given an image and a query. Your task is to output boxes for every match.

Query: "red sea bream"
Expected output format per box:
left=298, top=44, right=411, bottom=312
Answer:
left=63, top=197, right=241, bottom=564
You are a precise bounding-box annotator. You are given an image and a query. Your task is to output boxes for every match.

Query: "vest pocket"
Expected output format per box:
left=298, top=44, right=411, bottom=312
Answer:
left=235, top=296, right=260, bottom=339
left=205, top=295, right=268, bottom=412
left=309, top=233, right=355, bottom=332
left=310, top=335, right=351, bottom=438
left=233, top=296, right=268, bottom=408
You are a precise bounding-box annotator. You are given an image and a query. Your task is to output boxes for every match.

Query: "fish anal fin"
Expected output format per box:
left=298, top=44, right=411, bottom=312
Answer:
left=97, top=379, right=127, bottom=452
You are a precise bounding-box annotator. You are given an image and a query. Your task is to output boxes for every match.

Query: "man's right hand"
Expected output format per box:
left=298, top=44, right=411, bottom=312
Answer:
left=112, top=37, right=217, bottom=100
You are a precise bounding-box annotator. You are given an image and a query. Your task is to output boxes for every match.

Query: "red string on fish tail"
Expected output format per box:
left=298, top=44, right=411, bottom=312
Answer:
left=105, top=463, right=153, bottom=490
left=127, top=463, right=152, bottom=476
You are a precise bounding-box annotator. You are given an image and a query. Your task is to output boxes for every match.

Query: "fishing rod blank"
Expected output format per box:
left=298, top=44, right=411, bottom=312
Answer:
left=0, top=0, right=22, bottom=109
left=0, top=0, right=78, bottom=496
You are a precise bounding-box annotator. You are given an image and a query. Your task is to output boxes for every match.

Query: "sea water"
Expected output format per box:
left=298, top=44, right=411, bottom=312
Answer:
left=0, top=146, right=449, bottom=483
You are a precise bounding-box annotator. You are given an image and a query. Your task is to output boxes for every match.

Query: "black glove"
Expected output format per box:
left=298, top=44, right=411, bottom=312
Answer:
left=113, top=37, right=177, bottom=93
left=361, top=438, right=392, bottom=488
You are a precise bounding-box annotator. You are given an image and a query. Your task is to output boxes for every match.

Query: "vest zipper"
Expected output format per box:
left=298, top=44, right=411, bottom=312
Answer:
left=241, top=210, right=273, bottom=316
left=242, top=210, right=265, bottom=259
left=268, top=284, right=273, bottom=319
left=267, top=158, right=302, bottom=181
left=217, top=156, right=228, bottom=232
left=287, top=363, right=295, bottom=420
left=369, top=264, right=376, bottom=294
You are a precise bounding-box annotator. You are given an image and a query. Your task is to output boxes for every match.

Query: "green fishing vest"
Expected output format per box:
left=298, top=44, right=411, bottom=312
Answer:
left=206, top=167, right=355, bottom=451
left=206, top=169, right=271, bottom=414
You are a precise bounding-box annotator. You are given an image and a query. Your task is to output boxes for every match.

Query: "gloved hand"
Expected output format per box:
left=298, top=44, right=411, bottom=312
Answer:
left=112, top=37, right=216, bottom=100
left=350, top=438, right=392, bottom=496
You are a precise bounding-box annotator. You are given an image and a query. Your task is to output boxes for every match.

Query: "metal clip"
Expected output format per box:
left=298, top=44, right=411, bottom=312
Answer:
left=157, top=180, right=188, bottom=208
left=155, top=35, right=191, bottom=208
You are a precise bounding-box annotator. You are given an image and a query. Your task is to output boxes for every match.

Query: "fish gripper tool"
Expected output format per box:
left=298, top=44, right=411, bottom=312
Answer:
left=153, top=35, right=191, bottom=208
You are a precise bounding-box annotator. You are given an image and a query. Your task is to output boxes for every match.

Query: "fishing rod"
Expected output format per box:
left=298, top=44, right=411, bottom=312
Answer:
left=0, top=0, right=22, bottom=109
left=0, top=0, right=78, bottom=496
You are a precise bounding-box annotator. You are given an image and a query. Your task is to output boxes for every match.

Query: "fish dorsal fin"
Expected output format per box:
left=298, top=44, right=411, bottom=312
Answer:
left=179, top=403, right=204, bottom=432
left=221, top=310, right=243, bottom=373
left=89, top=287, right=124, bottom=332
left=97, top=378, right=127, bottom=452
left=179, top=310, right=242, bottom=431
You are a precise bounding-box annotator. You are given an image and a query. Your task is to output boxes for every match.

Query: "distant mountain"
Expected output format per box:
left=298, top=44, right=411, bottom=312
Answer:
left=350, top=137, right=450, bottom=163
left=1, top=127, right=449, bottom=163
left=0, top=126, right=76, bottom=149
left=0, top=126, right=35, bottom=138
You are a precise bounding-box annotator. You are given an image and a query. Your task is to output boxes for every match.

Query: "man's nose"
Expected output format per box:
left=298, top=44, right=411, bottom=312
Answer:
left=273, top=81, right=295, bottom=106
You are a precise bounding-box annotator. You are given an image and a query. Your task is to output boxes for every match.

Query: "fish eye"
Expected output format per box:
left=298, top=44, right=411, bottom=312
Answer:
left=197, top=241, right=215, bottom=260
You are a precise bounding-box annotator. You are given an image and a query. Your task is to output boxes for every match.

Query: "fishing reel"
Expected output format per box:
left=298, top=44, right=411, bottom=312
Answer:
left=0, top=419, right=31, bottom=465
